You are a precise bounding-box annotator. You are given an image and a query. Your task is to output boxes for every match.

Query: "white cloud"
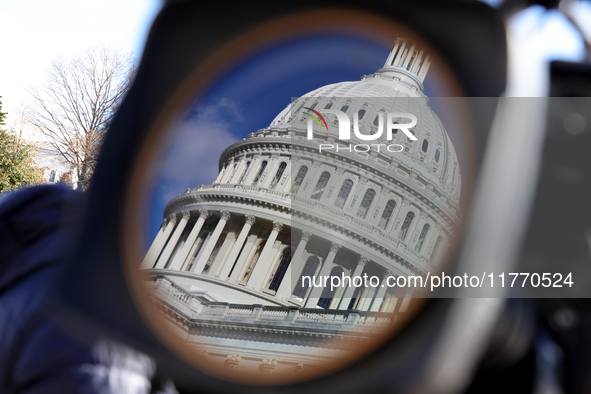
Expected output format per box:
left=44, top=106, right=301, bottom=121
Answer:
left=153, top=99, right=243, bottom=202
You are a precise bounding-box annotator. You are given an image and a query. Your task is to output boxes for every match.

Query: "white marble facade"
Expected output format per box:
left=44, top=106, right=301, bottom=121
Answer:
left=141, top=37, right=463, bottom=374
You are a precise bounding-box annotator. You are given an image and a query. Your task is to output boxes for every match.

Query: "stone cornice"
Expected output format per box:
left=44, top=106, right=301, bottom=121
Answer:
left=218, top=135, right=462, bottom=225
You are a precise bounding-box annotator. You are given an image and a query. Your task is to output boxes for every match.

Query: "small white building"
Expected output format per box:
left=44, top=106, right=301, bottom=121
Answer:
left=32, top=140, right=76, bottom=187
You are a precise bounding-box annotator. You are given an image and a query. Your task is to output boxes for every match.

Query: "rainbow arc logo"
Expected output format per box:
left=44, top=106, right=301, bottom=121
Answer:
left=303, top=107, right=328, bottom=131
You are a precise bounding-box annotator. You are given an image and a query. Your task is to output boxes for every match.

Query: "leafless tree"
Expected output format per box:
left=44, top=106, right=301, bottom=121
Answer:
left=25, top=44, right=135, bottom=190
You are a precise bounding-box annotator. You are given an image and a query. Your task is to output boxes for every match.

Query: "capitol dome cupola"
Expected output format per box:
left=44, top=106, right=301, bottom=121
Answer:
left=265, top=37, right=461, bottom=206
left=373, top=36, right=433, bottom=91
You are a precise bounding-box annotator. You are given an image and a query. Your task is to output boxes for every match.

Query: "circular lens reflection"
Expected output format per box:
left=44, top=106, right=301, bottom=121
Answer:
left=123, top=9, right=476, bottom=386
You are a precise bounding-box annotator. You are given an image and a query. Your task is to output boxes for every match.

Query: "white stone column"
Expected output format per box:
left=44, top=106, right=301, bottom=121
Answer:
left=229, top=157, right=247, bottom=184
left=261, top=240, right=284, bottom=288
left=214, top=165, right=225, bottom=184
left=399, top=293, right=413, bottom=313
left=168, top=210, right=209, bottom=271
left=247, top=221, right=283, bottom=290
left=210, top=220, right=238, bottom=276
left=220, top=160, right=236, bottom=184
left=150, top=213, right=180, bottom=268
left=411, top=49, right=425, bottom=74
left=155, top=211, right=190, bottom=269
left=244, top=156, right=262, bottom=185
left=276, top=231, right=312, bottom=300
left=140, top=218, right=171, bottom=269
left=218, top=215, right=256, bottom=279
left=229, top=234, right=258, bottom=282
left=370, top=270, right=391, bottom=312
left=305, top=242, right=342, bottom=307
left=359, top=286, right=377, bottom=311
left=394, top=41, right=407, bottom=67
left=304, top=162, right=322, bottom=197
left=191, top=232, right=212, bottom=267
left=338, top=256, right=369, bottom=310
left=192, top=211, right=231, bottom=274
left=260, top=156, right=279, bottom=189
left=330, top=268, right=350, bottom=310
left=406, top=209, right=421, bottom=243
left=324, top=169, right=343, bottom=205
left=383, top=295, right=399, bottom=313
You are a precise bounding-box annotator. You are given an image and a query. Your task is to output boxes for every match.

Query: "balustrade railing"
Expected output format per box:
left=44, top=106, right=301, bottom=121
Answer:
left=152, top=277, right=399, bottom=331
left=357, top=315, right=394, bottom=326
left=259, top=309, right=289, bottom=320
left=296, top=311, right=347, bottom=323
left=227, top=306, right=253, bottom=317
left=150, top=276, right=193, bottom=307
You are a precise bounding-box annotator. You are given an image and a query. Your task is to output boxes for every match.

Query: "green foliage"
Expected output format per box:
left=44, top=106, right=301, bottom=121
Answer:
left=0, top=97, right=5, bottom=127
left=0, top=97, right=43, bottom=192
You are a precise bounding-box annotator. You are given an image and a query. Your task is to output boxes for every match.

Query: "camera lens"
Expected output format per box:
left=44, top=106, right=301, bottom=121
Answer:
left=121, top=9, right=476, bottom=385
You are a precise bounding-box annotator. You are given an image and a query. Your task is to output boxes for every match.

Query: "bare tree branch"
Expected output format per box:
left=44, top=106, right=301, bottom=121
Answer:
left=25, top=44, right=136, bottom=190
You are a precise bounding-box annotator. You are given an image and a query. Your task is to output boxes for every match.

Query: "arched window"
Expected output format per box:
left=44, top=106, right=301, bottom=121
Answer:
left=324, top=103, right=333, bottom=109
left=373, top=115, right=380, bottom=126
left=356, top=189, right=376, bottom=219
left=252, top=160, right=267, bottom=185
left=399, top=212, right=415, bottom=241
left=238, top=160, right=251, bottom=184
left=310, top=102, right=318, bottom=110
left=241, top=241, right=264, bottom=282
left=203, top=232, right=226, bottom=273
left=311, top=171, right=330, bottom=200
left=334, top=179, right=353, bottom=208
left=340, top=105, right=349, bottom=113
left=431, top=236, right=443, bottom=261
left=379, top=199, right=397, bottom=229
left=291, top=166, right=308, bottom=193
left=435, top=149, right=440, bottom=163
left=292, top=256, right=320, bottom=299
left=422, top=139, right=429, bottom=152
left=415, top=224, right=430, bottom=252
left=268, top=248, right=292, bottom=291
left=347, top=286, right=364, bottom=310
left=357, top=109, right=366, bottom=120
left=269, top=162, right=287, bottom=189
left=407, top=130, right=416, bottom=143
left=317, top=266, right=344, bottom=309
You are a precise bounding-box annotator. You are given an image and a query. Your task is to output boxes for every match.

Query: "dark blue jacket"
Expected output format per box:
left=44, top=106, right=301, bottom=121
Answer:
left=0, top=185, right=177, bottom=394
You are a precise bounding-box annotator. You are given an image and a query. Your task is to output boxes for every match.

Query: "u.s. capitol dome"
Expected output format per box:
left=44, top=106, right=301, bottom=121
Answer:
left=140, top=39, right=463, bottom=373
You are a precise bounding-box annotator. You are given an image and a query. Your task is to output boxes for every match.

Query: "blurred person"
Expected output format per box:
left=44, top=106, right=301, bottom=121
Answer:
left=0, top=185, right=177, bottom=394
